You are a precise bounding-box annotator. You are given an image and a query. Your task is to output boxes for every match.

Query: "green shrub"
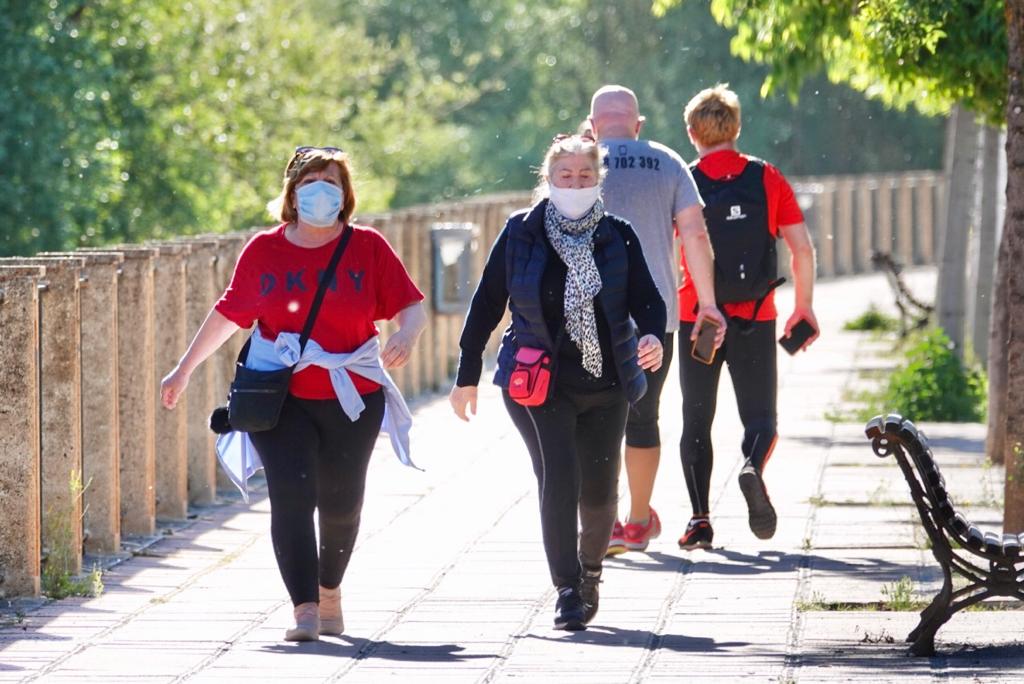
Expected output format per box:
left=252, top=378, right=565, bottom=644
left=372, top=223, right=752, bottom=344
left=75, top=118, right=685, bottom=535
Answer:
left=843, top=305, right=898, bottom=332
left=875, top=328, right=987, bottom=422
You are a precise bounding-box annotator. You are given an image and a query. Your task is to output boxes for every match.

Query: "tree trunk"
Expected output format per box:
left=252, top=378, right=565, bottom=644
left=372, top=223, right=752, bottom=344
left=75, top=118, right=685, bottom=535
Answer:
left=972, top=126, right=1001, bottom=365
left=937, top=105, right=980, bottom=357
left=988, top=226, right=1011, bottom=465
left=1002, top=0, right=1024, bottom=533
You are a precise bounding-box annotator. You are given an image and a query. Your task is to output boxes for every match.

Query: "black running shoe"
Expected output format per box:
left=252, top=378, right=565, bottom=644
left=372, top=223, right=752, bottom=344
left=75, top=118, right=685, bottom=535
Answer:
left=677, top=517, right=714, bottom=550
left=738, top=461, right=777, bottom=540
left=553, top=585, right=586, bottom=631
left=580, top=569, right=601, bottom=625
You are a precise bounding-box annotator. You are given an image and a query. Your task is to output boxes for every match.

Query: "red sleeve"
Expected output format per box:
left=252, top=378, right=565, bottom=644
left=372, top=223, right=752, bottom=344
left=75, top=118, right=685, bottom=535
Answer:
left=371, top=231, right=424, bottom=321
left=764, top=163, right=804, bottom=236
left=214, top=236, right=262, bottom=328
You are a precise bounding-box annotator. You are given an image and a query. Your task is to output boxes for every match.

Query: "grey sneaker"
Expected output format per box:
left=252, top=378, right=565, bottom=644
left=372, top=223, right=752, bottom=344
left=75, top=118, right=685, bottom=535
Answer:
left=738, top=461, right=777, bottom=539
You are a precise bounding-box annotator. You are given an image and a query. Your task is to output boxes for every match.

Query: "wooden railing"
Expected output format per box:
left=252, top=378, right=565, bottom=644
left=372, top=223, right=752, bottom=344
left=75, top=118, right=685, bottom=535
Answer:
left=0, top=172, right=943, bottom=598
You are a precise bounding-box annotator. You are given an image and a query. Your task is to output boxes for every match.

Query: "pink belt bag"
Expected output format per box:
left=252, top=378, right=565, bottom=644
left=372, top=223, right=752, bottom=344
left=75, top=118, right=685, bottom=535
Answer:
left=508, top=347, right=554, bottom=406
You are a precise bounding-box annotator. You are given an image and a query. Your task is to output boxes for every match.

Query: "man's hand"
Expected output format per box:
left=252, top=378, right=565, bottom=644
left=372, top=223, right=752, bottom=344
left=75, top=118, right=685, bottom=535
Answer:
left=690, top=305, right=727, bottom=349
left=783, top=307, right=820, bottom=352
left=449, top=385, right=479, bottom=422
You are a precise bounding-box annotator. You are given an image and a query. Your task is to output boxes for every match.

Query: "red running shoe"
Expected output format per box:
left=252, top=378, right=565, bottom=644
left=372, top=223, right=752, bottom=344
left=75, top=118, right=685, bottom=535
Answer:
left=623, top=507, right=662, bottom=551
left=605, top=520, right=627, bottom=556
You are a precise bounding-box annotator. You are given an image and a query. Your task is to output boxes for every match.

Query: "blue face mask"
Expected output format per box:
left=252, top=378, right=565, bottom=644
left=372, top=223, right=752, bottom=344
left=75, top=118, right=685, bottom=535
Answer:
left=295, top=180, right=343, bottom=227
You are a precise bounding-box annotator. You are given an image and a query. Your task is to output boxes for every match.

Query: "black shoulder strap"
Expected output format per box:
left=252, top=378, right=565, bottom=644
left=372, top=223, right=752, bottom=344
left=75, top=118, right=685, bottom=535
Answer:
left=236, top=225, right=353, bottom=364
left=298, top=225, right=352, bottom=353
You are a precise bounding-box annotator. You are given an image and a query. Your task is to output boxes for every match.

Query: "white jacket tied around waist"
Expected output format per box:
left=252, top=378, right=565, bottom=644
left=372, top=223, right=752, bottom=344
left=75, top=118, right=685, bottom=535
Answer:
left=216, top=329, right=418, bottom=502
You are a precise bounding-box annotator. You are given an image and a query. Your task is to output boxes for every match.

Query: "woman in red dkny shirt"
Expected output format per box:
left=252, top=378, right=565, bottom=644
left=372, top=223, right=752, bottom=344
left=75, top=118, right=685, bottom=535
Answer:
left=159, top=147, right=425, bottom=642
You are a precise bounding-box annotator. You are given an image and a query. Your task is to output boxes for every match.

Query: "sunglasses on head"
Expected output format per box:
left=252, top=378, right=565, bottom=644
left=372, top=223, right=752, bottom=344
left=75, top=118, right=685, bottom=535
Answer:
left=552, top=132, right=596, bottom=144
left=294, top=145, right=344, bottom=155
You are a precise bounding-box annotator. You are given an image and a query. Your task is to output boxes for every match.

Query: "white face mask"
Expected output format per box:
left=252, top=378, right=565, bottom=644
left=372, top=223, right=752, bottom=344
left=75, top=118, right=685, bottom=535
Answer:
left=296, top=180, right=344, bottom=227
left=547, top=183, right=601, bottom=220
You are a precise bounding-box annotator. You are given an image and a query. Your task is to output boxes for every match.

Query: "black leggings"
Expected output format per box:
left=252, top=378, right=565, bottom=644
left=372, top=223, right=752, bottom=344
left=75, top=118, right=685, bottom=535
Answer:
left=678, top=321, right=778, bottom=516
left=249, top=391, right=385, bottom=606
left=503, top=386, right=627, bottom=588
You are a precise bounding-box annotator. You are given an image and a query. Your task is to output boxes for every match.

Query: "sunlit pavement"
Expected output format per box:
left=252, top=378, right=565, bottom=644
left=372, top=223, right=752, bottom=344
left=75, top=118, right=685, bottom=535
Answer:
left=4, top=267, right=1022, bottom=683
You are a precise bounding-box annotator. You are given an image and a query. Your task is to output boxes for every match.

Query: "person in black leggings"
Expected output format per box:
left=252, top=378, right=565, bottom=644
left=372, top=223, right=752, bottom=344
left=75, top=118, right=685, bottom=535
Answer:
left=677, top=321, right=777, bottom=538
left=450, top=133, right=665, bottom=631
left=676, top=85, right=818, bottom=550
left=249, top=392, right=385, bottom=607
left=160, top=147, right=426, bottom=642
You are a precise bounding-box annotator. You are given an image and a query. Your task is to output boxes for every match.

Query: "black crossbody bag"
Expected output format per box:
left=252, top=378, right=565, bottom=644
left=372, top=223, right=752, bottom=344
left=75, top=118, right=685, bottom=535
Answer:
left=212, top=226, right=352, bottom=434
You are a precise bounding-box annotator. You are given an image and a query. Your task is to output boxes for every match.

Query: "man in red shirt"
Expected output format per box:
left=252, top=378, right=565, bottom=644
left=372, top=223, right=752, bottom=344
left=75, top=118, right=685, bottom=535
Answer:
left=676, top=85, right=819, bottom=550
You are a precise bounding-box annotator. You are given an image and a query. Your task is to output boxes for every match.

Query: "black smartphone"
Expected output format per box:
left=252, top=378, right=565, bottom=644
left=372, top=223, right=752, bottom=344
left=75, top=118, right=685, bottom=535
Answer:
left=779, top=318, right=817, bottom=355
left=691, top=319, right=720, bottom=365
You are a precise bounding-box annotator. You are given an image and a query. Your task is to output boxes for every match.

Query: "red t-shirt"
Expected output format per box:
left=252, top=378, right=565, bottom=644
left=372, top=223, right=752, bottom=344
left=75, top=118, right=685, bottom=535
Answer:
left=216, top=223, right=424, bottom=399
left=679, top=150, right=804, bottom=322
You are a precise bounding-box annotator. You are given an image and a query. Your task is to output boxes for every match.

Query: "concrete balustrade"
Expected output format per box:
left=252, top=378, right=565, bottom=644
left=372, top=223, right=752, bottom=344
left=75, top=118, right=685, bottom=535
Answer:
left=45, top=252, right=123, bottom=554
left=0, top=257, right=85, bottom=577
left=179, top=240, right=220, bottom=506
left=0, top=179, right=946, bottom=597
left=82, top=248, right=158, bottom=538
left=0, top=268, right=44, bottom=597
left=150, top=243, right=191, bottom=520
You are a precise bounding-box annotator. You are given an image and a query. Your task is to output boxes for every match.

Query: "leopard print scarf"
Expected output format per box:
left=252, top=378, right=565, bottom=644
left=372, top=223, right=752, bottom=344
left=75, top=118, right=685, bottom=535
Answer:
left=544, top=198, right=604, bottom=377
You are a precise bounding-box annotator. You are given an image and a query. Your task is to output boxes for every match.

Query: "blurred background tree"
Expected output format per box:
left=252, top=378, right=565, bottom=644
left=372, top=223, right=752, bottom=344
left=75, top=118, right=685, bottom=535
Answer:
left=0, top=0, right=943, bottom=257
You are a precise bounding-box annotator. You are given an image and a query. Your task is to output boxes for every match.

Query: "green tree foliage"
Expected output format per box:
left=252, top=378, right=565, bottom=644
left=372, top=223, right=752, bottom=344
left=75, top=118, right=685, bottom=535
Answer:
left=0, top=0, right=474, bottom=256
left=653, top=0, right=1007, bottom=124
left=2, top=0, right=945, bottom=256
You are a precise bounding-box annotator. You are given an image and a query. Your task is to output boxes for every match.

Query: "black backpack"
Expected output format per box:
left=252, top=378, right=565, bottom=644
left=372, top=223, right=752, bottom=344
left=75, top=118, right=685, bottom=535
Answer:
left=690, top=159, right=778, bottom=304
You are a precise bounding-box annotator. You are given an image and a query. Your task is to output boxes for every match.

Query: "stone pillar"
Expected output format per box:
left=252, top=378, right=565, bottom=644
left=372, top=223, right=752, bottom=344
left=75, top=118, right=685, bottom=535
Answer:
left=210, top=235, right=246, bottom=494
left=411, top=214, right=436, bottom=393
left=896, top=176, right=916, bottom=267
left=854, top=181, right=874, bottom=274
left=150, top=243, right=191, bottom=520
left=815, top=182, right=836, bottom=278
left=54, top=252, right=122, bottom=555
left=874, top=177, right=896, bottom=256
left=0, top=269, right=44, bottom=597
left=833, top=178, right=855, bottom=276
left=916, top=178, right=938, bottom=265
left=0, top=257, right=85, bottom=576
left=401, top=213, right=425, bottom=397
left=181, top=240, right=219, bottom=505
left=110, top=248, right=157, bottom=537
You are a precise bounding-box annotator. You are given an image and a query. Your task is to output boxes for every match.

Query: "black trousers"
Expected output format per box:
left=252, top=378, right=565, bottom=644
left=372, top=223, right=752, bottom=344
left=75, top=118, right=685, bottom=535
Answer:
left=503, top=386, right=627, bottom=588
left=678, top=320, right=778, bottom=516
left=249, top=390, right=385, bottom=606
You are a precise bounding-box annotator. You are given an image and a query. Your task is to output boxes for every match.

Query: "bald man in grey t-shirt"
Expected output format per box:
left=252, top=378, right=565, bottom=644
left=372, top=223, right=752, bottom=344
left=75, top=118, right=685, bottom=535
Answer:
left=589, top=85, right=725, bottom=556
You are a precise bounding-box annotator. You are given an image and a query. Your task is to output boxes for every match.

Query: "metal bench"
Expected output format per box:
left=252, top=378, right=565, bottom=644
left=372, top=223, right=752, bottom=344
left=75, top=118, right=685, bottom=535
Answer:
left=864, top=413, right=1023, bottom=656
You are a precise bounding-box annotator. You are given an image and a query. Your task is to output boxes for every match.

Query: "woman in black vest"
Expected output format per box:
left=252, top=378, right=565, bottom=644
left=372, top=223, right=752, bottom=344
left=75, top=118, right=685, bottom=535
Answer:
left=449, top=134, right=666, bottom=631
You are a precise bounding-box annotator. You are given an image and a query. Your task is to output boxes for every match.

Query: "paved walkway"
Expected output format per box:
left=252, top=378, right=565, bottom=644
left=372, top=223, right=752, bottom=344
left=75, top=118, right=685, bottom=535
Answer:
left=3, top=269, right=1022, bottom=682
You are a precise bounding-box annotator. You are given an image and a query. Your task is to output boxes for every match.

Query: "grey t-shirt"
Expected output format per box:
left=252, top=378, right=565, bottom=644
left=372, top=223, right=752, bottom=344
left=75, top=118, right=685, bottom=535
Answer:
left=600, top=138, right=702, bottom=332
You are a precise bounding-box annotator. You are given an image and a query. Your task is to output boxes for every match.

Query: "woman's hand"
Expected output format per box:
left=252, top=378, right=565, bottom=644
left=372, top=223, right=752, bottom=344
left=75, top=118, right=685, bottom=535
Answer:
left=381, top=328, right=417, bottom=368
left=160, top=365, right=191, bottom=410
left=383, top=302, right=427, bottom=368
left=636, top=334, right=664, bottom=372
left=449, top=385, right=478, bottom=422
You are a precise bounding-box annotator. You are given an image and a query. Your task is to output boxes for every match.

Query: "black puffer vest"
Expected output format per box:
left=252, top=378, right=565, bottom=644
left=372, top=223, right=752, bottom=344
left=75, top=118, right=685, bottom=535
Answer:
left=493, top=200, right=647, bottom=405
